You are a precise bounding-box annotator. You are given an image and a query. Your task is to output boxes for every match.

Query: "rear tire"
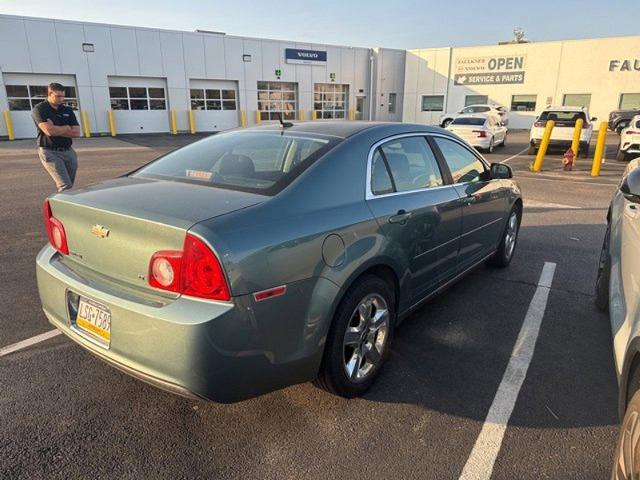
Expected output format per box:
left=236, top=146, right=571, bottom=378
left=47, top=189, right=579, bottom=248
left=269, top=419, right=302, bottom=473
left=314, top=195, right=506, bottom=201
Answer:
left=595, top=224, right=611, bottom=312
left=487, top=205, right=520, bottom=268
left=441, top=118, right=452, bottom=128
left=499, top=133, right=507, bottom=147
left=611, top=387, right=640, bottom=479
left=616, top=149, right=628, bottom=162
left=486, top=138, right=494, bottom=154
left=314, top=275, right=395, bottom=398
left=580, top=142, right=590, bottom=158
left=528, top=144, right=537, bottom=155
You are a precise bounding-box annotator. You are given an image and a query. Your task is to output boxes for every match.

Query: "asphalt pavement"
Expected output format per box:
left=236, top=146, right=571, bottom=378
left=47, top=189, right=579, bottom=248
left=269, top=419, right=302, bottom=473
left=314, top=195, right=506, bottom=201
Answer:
left=0, top=129, right=625, bottom=479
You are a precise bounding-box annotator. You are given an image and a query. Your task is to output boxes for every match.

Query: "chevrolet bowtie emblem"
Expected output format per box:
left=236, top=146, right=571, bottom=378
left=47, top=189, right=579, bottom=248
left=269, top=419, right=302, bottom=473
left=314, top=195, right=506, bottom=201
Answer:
left=91, top=224, right=110, bottom=238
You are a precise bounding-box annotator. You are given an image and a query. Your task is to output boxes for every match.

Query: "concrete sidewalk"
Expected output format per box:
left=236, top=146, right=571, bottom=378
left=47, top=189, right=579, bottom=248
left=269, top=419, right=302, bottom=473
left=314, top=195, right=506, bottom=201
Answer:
left=0, top=136, right=153, bottom=157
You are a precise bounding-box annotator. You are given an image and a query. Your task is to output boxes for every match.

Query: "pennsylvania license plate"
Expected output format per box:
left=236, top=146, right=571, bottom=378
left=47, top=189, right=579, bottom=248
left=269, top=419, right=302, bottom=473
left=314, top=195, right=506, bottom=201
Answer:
left=76, top=296, right=111, bottom=345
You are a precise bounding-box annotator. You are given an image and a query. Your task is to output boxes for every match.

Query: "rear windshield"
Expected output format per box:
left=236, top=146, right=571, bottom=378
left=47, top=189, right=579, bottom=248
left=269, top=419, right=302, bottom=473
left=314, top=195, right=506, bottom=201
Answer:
left=538, top=110, right=587, bottom=126
left=132, top=131, right=337, bottom=195
left=451, top=117, right=486, bottom=126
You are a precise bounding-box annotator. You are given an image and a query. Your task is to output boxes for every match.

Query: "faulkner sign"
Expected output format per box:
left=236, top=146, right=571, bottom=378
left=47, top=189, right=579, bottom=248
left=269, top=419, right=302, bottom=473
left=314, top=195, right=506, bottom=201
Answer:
left=285, top=48, right=327, bottom=65
left=454, top=55, right=526, bottom=85
left=609, top=59, right=640, bottom=71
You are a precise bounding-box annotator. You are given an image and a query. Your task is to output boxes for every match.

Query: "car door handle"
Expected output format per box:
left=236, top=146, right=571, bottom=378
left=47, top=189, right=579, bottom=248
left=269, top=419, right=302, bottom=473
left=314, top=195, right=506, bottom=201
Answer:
left=389, top=210, right=412, bottom=224
left=461, top=196, right=476, bottom=205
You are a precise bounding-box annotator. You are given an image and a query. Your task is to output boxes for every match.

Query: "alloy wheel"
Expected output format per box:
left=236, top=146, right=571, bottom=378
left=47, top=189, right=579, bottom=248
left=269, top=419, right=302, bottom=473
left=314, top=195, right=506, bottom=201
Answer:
left=342, top=293, right=390, bottom=382
left=504, top=212, right=518, bottom=259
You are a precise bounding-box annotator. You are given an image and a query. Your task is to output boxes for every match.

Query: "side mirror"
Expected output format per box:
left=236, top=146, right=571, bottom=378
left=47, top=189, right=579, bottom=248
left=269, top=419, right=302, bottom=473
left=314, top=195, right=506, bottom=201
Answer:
left=490, top=163, right=513, bottom=179
left=621, top=167, right=640, bottom=203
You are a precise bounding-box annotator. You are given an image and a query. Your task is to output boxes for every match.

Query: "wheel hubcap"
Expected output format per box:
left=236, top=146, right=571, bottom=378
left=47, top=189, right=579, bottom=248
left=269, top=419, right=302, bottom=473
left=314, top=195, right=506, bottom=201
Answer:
left=614, top=410, right=640, bottom=479
left=343, top=294, right=389, bottom=382
left=504, top=212, right=518, bottom=258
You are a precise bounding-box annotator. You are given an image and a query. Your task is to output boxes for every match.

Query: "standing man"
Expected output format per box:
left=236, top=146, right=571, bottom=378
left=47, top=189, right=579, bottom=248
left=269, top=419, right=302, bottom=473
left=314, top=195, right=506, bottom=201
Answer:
left=32, top=83, right=81, bottom=192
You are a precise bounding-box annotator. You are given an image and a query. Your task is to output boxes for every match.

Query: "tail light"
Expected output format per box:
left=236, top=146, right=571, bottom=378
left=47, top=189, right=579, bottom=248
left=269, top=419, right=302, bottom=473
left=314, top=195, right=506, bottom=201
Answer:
left=472, top=130, right=487, bottom=138
left=626, top=130, right=639, bottom=135
left=148, top=233, right=230, bottom=301
left=43, top=200, right=69, bottom=255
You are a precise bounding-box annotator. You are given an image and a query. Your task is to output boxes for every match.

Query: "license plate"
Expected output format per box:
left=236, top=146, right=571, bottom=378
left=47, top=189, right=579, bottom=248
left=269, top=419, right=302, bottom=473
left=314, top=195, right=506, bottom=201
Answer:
left=75, top=296, right=111, bottom=345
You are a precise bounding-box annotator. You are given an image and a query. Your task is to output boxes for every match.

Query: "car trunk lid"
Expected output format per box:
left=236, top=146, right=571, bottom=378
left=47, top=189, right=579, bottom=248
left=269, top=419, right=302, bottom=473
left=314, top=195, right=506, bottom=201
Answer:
left=49, top=176, right=267, bottom=294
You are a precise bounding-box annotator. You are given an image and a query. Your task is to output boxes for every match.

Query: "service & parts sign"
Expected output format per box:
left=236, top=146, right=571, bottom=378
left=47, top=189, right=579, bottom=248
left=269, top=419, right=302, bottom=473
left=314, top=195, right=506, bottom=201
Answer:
left=454, top=55, right=526, bottom=85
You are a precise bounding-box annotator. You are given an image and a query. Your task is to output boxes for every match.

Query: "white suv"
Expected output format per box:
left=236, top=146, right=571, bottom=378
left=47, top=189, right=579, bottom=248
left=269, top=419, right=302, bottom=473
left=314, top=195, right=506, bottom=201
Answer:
left=439, top=104, right=507, bottom=128
left=616, top=114, right=640, bottom=162
left=528, top=106, right=595, bottom=157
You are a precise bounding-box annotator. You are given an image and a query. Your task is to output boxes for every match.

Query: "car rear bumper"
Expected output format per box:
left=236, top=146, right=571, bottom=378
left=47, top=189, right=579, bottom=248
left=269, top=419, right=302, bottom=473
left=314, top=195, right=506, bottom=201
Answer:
left=36, top=245, right=334, bottom=402
left=530, top=138, right=588, bottom=148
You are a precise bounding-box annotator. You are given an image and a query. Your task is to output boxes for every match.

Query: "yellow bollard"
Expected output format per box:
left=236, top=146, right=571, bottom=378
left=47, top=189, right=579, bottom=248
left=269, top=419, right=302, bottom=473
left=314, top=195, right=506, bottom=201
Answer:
left=3, top=110, right=15, bottom=140
left=570, top=118, right=583, bottom=162
left=188, top=110, right=196, bottom=134
left=348, top=110, right=355, bottom=121
left=81, top=110, right=91, bottom=138
left=240, top=110, right=247, bottom=128
left=170, top=110, right=178, bottom=135
left=255, top=110, right=262, bottom=125
left=311, top=110, right=317, bottom=121
left=298, top=109, right=305, bottom=121
left=532, top=120, right=555, bottom=172
left=107, top=109, right=116, bottom=137
left=591, top=122, right=608, bottom=177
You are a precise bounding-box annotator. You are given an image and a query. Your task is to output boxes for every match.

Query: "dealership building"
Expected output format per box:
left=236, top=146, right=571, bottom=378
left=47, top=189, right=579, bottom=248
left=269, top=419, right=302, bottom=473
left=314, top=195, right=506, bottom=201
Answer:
left=0, top=13, right=639, bottom=139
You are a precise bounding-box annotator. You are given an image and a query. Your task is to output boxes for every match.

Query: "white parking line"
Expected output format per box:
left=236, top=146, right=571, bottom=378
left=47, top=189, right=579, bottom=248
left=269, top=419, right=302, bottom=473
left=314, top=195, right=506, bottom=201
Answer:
left=0, top=329, right=61, bottom=357
left=459, top=261, right=557, bottom=480
left=499, top=147, right=529, bottom=164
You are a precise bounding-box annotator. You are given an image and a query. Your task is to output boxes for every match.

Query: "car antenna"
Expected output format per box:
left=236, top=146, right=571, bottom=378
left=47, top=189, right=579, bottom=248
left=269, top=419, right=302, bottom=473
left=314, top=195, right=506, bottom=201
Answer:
left=276, top=112, right=293, bottom=128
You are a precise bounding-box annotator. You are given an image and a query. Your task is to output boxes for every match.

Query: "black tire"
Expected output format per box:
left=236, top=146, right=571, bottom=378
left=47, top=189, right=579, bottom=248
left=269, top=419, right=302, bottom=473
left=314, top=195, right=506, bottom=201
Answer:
left=595, top=224, right=611, bottom=312
left=611, top=387, right=640, bottom=479
left=580, top=142, right=590, bottom=158
left=528, top=144, right=537, bottom=155
left=485, top=137, right=494, bottom=154
left=499, top=132, right=507, bottom=147
left=314, top=275, right=395, bottom=398
left=441, top=118, right=452, bottom=128
left=487, top=205, right=521, bottom=268
left=616, top=149, right=627, bottom=162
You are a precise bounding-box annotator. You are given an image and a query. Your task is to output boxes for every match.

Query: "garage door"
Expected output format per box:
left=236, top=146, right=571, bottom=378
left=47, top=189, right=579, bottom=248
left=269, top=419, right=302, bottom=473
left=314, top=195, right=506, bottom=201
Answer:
left=108, top=76, right=169, bottom=134
left=3, top=73, right=81, bottom=139
left=189, top=80, right=240, bottom=132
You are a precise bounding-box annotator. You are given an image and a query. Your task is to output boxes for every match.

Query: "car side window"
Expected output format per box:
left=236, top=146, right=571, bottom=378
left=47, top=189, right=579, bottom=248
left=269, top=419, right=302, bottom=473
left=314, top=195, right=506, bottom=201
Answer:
left=375, top=137, right=443, bottom=194
left=434, top=137, right=486, bottom=184
left=371, top=149, right=394, bottom=195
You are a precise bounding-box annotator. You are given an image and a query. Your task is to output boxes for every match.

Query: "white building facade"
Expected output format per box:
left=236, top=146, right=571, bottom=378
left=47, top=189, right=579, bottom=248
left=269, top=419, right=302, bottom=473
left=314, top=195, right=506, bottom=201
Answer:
left=403, top=36, right=640, bottom=129
left=0, top=14, right=405, bottom=138
left=1, top=13, right=639, bottom=138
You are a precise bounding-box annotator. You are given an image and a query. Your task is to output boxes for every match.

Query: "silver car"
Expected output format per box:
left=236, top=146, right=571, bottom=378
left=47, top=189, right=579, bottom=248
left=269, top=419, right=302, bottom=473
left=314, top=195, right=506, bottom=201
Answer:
left=595, top=158, right=640, bottom=478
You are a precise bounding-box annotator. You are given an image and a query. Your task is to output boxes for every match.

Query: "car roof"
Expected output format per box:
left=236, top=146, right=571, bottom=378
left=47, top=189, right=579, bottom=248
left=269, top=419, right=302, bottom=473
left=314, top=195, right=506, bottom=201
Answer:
left=455, top=113, right=490, bottom=119
left=240, top=121, right=446, bottom=139
left=464, top=104, right=501, bottom=109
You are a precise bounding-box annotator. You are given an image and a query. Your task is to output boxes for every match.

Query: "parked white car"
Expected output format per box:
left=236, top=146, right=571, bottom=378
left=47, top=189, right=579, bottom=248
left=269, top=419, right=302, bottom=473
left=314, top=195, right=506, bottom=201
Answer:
left=616, top=114, right=640, bottom=162
left=439, top=104, right=508, bottom=128
left=594, top=160, right=640, bottom=477
left=528, top=106, right=595, bottom=157
left=446, top=113, right=507, bottom=153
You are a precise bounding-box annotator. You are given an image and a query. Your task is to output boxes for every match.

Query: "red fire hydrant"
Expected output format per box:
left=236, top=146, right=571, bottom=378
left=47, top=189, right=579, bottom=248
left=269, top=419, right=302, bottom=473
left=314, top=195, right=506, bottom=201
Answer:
left=562, top=148, right=574, bottom=171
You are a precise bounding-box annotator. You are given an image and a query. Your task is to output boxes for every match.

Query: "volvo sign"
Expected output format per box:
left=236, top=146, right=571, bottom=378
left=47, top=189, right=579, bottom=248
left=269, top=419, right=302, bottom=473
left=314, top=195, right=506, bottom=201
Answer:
left=285, top=48, right=327, bottom=65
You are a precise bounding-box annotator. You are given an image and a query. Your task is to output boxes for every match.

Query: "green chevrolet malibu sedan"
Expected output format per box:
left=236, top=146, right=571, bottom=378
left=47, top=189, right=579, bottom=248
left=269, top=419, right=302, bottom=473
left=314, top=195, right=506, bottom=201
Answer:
left=36, top=122, right=522, bottom=402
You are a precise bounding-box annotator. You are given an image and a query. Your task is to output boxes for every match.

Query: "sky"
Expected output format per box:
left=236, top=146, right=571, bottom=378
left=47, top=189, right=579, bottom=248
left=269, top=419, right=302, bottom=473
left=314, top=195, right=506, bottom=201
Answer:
left=1, top=0, right=638, bottom=49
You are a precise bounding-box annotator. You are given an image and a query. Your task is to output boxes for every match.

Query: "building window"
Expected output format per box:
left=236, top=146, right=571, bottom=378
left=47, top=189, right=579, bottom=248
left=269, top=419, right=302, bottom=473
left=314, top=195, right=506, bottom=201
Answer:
left=109, top=86, right=166, bottom=111
left=619, top=93, right=640, bottom=110
left=6, top=84, right=78, bottom=111
left=257, top=81, right=297, bottom=121
left=511, top=94, right=537, bottom=112
left=563, top=94, right=591, bottom=109
left=190, top=89, right=237, bottom=111
left=314, top=84, right=348, bottom=119
left=421, top=95, right=444, bottom=112
left=464, top=95, right=488, bottom=107
left=388, top=93, right=397, bottom=113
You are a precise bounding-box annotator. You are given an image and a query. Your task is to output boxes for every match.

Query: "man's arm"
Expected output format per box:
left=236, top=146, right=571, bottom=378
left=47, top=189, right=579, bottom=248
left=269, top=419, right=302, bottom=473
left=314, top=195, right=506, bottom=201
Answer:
left=38, top=120, right=73, bottom=137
